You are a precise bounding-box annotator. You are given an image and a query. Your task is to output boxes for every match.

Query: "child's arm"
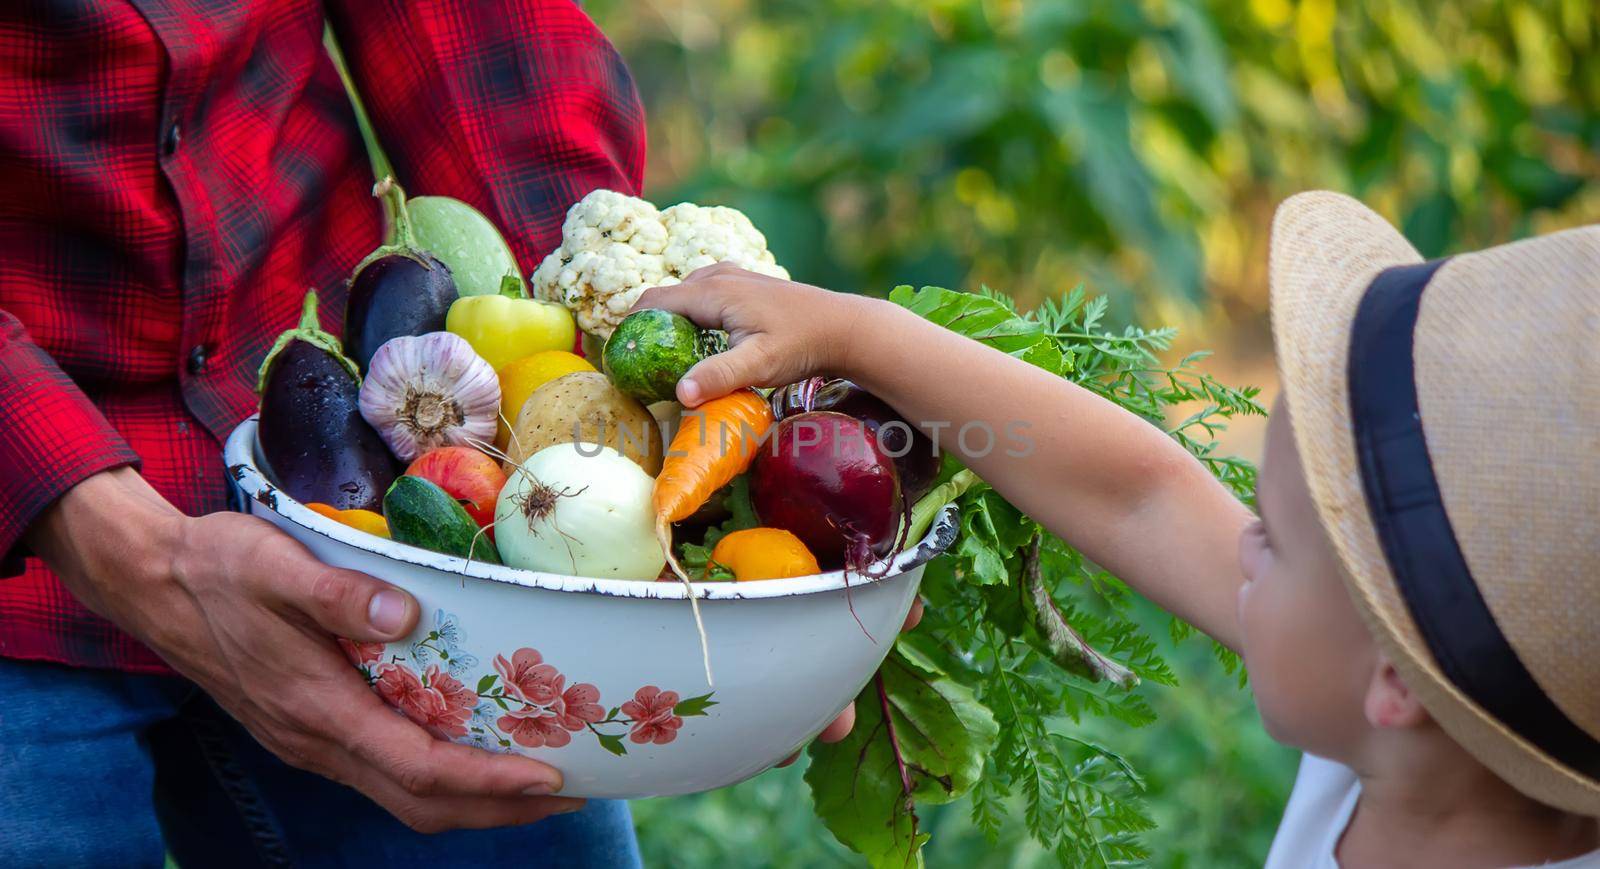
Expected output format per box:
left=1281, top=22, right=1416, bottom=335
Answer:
left=638, top=266, right=1255, bottom=651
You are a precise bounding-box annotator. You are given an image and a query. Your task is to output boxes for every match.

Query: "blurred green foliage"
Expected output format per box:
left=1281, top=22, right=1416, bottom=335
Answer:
left=587, top=0, right=1598, bottom=864
left=589, top=0, right=1598, bottom=324
left=631, top=594, right=1297, bottom=868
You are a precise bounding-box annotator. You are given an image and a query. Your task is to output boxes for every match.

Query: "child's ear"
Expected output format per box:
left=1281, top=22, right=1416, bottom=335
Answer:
left=1363, top=654, right=1430, bottom=729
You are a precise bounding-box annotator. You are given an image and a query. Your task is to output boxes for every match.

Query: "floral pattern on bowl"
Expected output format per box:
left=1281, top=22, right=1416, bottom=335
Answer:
left=339, top=609, right=715, bottom=757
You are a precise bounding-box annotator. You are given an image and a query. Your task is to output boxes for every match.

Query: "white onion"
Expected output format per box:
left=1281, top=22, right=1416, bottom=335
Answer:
left=495, top=442, right=665, bottom=580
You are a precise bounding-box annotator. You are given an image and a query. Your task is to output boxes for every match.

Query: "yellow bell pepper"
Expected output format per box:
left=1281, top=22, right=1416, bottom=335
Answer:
left=446, top=275, right=576, bottom=372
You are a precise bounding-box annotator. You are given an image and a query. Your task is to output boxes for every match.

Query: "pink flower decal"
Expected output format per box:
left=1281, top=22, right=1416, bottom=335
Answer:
left=350, top=611, right=715, bottom=755
left=374, top=662, right=427, bottom=710
left=494, top=648, right=564, bottom=706
left=498, top=706, right=573, bottom=748
left=372, top=662, right=475, bottom=740
left=338, top=638, right=385, bottom=665
left=427, top=665, right=478, bottom=714
left=622, top=686, right=684, bottom=745
left=555, top=682, right=605, bottom=731
left=408, top=688, right=472, bottom=740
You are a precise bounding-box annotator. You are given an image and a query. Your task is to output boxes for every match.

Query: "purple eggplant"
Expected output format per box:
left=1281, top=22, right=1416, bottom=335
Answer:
left=770, top=377, right=941, bottom=502
left=257, top=291, right=399, bottom=511
left=343, top=177, right=458, bottom=373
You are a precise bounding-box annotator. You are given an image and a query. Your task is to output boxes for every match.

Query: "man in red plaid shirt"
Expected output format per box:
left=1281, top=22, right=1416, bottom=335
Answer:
left=0, top=1, right=646, bottom=863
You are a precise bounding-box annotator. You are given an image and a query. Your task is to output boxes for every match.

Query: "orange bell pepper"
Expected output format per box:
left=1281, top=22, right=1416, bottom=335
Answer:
left=304, top=502, right=390, bottom=538
left=708, top=528, right=821, bottom=582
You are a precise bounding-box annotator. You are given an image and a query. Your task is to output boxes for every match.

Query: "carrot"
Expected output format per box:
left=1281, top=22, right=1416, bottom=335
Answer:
left=655, top=389, right=773, bottom=527
left=653, top=388, right=775, bottom=684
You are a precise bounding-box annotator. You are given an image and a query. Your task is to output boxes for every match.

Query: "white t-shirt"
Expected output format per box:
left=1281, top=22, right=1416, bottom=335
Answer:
left=1264, top=754, right=1600, bottom=868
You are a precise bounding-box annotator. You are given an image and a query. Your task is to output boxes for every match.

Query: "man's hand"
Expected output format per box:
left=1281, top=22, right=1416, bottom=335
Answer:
left=633, top=262, right=879, bottom=406
left=26, top=467, right=581, bottom=832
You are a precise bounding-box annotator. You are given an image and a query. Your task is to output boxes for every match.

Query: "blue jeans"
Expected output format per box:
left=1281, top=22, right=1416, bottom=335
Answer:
left=0, top=658, right=641, bottom=868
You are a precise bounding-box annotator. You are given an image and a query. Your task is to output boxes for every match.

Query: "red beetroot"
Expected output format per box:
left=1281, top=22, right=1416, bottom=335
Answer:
left=769, top=378, right=940, bottom=503
left=750, top=411, right=902, bottom=570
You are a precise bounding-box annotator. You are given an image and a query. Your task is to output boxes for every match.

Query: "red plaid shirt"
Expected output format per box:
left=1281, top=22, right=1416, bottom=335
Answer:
left=0, top=0, right=645, bottom=673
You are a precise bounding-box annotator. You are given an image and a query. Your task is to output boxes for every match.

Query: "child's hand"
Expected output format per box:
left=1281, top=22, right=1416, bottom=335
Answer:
left=645, top=263, right=1253, bottom=654
left=632, top=263, right=876, bottom=406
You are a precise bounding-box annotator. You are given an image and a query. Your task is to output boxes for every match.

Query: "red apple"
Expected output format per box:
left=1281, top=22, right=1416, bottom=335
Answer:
left=406, top=446, right=507, bottom=539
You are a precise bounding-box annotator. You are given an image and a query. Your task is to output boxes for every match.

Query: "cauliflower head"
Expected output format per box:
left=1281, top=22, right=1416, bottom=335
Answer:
left=531, top=189, right=787, bottom=338
left=660, top=203, right=790, bottom=280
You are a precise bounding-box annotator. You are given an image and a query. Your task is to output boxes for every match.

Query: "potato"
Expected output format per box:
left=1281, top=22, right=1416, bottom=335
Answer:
left=503, top=370, right=665, bottom=476
left=646, top=399, right=683, bottom=442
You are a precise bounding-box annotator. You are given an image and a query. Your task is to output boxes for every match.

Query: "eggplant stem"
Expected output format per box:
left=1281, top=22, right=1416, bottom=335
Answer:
left=658, top=517, right=714, bottom=688
left=296, top=290, right=320, bottom=331
left=1020, top=538, right=1139, bottom=688
left=256, top=290, right=359, bottom=393
left=373, top=176, right=420, bottom=250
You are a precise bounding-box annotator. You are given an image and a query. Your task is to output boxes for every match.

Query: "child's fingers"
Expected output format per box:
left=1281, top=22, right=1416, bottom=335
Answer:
left=677, top=342, right=768, bottom=406
left=631, top=280, right=729, bottom=330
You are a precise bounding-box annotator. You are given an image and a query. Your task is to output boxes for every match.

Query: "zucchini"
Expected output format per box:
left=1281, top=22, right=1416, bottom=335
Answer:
left=408, top=195, right=522, bottom=298
left=383, top=476, right=501, bottom=564
left=602, top=308, right=727, bottom=403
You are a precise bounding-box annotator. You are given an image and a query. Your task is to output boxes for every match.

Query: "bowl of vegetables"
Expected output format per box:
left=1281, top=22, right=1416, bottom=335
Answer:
left=226, top=183, right=957, bottom=798
left=225, top=415, right=955, bottom=799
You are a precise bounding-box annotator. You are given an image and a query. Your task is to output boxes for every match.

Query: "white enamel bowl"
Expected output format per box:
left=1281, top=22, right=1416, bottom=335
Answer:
left=223, top=417, right=956, bottom=799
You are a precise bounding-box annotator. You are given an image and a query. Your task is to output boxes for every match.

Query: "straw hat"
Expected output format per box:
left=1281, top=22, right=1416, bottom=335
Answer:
left=1268, top=191, right=1600, bottom=815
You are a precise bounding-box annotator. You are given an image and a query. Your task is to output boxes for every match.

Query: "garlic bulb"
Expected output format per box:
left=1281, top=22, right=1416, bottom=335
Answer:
left=358, top=332, right=500, bottom=461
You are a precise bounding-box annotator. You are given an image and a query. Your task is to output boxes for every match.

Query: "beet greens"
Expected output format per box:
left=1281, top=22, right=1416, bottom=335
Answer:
left=803, top=284, right=1263, bottom=868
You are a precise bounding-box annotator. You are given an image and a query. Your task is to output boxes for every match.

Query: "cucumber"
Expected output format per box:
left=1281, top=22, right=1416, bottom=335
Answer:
left=602, top=309, right=727, bottom=403
left=383, top=475, right=501, bottom=564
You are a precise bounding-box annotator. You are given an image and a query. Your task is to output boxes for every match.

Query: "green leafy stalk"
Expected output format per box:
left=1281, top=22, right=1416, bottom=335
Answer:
left=676, top=476, right=759, bottom=580
left=806, top=643, right=999, bottom=868
left=906, top=469, right=979, bottom=544
left=1021, top=538, right=1138, bottom=688
left=809, top=283, right=1262, bottom=866
left=322, top=24, right=393, bottom=183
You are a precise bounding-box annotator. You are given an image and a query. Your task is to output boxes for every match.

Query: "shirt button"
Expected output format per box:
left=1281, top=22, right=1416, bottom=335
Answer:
left=186, top=344, right=209, bottom=375
left=163, top=121, right=181, bottom=156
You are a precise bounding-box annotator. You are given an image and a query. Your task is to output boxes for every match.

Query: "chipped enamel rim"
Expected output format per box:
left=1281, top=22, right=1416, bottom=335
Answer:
left=224, top=417, right=957, bottom=601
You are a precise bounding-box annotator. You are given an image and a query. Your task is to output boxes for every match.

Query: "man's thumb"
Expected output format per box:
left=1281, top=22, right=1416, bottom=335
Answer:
left=296, top=566, right=419, bottom=643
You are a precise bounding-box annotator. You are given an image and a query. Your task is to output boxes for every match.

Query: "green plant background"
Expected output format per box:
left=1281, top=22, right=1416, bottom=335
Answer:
left=583, top=0, right=1598, bottom=865
left=631, top=599, right=1296, bottom=867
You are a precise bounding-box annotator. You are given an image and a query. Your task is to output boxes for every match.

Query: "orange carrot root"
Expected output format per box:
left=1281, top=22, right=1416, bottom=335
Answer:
left=651, top=389, right=774, bottom=689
